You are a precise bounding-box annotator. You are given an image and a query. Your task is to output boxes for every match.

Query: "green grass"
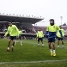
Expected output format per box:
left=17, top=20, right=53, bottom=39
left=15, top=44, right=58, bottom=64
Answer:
left=0, top=39, right=67, bottom=67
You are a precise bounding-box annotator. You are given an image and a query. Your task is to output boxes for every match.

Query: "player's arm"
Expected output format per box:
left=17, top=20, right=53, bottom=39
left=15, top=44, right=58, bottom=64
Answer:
left=63, top=29, right=64, bottom=33
left=62, top=29, right=65, bottom=37
left=45, top=27, right=49, bottom=37
left=56, top=26, right=62, bottom=37
left=36, top=32, right=38, bottom=40
left=4, top=28, right=9, bottom=37
left=15, top=25, right=19, bottom=37
left=20, top=31, right=22, bottom=35
left=59, top=30, right=62, bottom=37
left=42, top=31, right=44, bottom=38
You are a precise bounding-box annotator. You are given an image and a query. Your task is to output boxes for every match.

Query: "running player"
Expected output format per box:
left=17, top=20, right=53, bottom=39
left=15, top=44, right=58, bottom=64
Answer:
left=45, top=19, right=62, bottom=56
left=4, top=22, right=19, bottom=51
left=36, top=29, right=44, bottom=46
left=57, top=26, right=64, bottom=48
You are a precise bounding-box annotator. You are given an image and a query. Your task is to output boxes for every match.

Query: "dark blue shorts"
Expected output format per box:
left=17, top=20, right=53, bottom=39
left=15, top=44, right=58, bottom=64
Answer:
left=57, top=37, right=63, bottom=40
left=10, top=36, right=16, bottom=40
left=38, top=38, right=43, bottom=42
left=48, top=38, right=55, bottom=42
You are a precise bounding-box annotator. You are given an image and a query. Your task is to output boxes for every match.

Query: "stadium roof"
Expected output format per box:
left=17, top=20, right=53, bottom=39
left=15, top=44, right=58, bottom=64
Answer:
left=0, top=14, right=43, bottom=24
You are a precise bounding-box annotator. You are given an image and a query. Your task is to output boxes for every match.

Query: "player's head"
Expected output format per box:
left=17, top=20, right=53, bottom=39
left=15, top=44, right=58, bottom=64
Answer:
left=19, top=28, right=21, bottom=31
left=8, top=22, right=12, bottom=26
left=59, top=26, right=62, bottom=29
left=49, top=19, right=54, bottom=26
left=39, top=28, right=41, bottom=31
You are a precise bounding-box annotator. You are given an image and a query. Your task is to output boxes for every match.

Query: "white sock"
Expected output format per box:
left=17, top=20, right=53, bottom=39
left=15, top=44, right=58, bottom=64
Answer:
left=42, top=44, right=44, bottom=46
left=12, top=46, right=14, bottom=48
left=50, top=49, right=52, bottom=53
left=62, top=45, right=64, bottom=47
left=53, top=50, right=56, bottom=53
left=58, top=45, right=60, bottom=47
left=20, top=40, right=22, bottom=45
left=7, top=47, right=10, bottom=50
left=38, top=44, right=39, bottom=45
left=15, top=40, right=17, bottom=45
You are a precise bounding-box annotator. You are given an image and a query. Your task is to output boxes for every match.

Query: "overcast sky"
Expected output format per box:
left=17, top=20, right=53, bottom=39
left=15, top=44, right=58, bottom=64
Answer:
left=0, top=0, right=67, bottom=26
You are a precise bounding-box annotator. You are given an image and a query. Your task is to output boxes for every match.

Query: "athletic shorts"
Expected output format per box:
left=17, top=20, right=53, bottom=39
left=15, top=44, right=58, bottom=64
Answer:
left=10, top=36, right=16, bottom=40
left=38, top=38, right=43, bottom=42
left=57, top=37, right=63, bottom=40
left=48, top=38, right=55, bottom=42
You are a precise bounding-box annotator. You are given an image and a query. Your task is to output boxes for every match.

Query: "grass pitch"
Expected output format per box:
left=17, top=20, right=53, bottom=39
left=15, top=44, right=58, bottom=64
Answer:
left=0, top=39, right=67, bottom=67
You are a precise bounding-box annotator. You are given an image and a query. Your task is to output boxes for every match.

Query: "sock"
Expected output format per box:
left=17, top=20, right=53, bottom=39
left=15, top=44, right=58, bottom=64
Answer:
left=62, top=45, right=64, bottom=47
left=12, top=46, right=14, bottom=48
left=38, top=44, right=39, bottom=45
left=50, top=49, right=52, bottom=53
left=7, top=47, right=10, bottom=50
left=53, top=50, right=56, bottom=53
left=58, top=45, right=60, bottom=47
left=15, top=40, right=17, bottom=45
left=20, top=40, right=22, bottom=45
left=42, top=44, right=44, bottom=46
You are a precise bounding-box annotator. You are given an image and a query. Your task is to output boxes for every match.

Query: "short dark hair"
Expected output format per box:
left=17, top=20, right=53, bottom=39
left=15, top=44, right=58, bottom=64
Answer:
left=8, top=22, right=12, bottom=24
left=59, top=26, right=62, bottom=28
left=49, top=19, right=54, bottom=23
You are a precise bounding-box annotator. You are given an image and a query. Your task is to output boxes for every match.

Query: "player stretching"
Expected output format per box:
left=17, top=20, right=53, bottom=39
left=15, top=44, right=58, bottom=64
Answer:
left=4, top=22, right=19, bottom=51
left=37, top=29, right=44, bottom=46
left=57, top=26, right=64, bottom=48
left=45, top=19, right=62, bottom=56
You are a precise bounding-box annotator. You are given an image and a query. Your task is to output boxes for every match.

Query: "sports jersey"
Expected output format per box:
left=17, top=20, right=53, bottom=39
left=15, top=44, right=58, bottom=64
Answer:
left=57, top=29, right=64, bottom=37
left=37, top=31, right=44, bottom=38
left=4, top=25, right=19, bottom=36
left=45, top=24, right=61, bottom=38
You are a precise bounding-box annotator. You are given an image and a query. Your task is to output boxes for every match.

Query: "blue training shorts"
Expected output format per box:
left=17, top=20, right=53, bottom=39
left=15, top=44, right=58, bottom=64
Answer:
left=48, top=38, right=55, bottom=42
left=10, top=36, right=16, bottom=40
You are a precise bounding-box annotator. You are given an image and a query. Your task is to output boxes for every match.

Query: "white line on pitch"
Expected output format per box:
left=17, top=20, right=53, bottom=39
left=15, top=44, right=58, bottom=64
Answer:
left=0, top=59, right=67, bottom=64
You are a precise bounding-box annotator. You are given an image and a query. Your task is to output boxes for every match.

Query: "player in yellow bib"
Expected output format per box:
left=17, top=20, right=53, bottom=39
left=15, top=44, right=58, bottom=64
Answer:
left=19, top=29, right=22, bottom=45
left=15, top=29, right=22, bottom=45
left=57, top=26, right=64, bottom=48
left=45, top=19, right=62, bottom=56
left=36, top=29, right=44, bottom=46
left=4, top=22, right=19, bottom=51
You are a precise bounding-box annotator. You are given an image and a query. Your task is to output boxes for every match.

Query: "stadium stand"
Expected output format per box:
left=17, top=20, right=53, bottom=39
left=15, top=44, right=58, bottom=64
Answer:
left=33, top=26, right=67, bottom=37
left=0, top=14, right=43, bottom=38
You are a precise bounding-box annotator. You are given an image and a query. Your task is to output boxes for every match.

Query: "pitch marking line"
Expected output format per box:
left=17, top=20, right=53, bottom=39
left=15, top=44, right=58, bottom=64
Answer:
left=0, top=59, right=67, bottom=64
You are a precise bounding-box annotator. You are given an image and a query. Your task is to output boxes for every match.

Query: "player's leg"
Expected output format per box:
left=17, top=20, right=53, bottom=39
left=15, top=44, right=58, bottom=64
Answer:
left=61, top=38, right=64, bottom=48
left=48, top=42, right=53, bottom=56
left=12, top=36, right=16, bottom=51
left=12, top=40, right=15, bottom=51
left=15, top=37, right=17, bottom=45
left=7, top=39, right=11, bottom=51
left=7, top=36, right=12, bottom=51
left=41, top=38, right=44, bottom=46
left=48, top=38, right=53, bottom=56
left=57, top=37, right=60, bottom=47
left=38, top=38, right=40, bottom=46
left=19, top=36, right=22, bottom=45
left=52, top=38, right=56, bottom=56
